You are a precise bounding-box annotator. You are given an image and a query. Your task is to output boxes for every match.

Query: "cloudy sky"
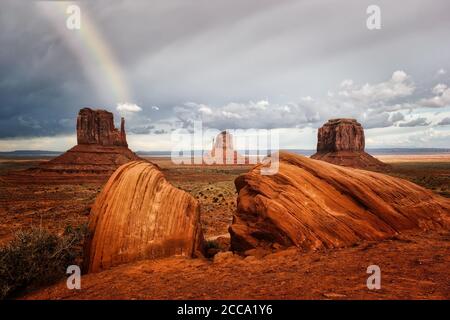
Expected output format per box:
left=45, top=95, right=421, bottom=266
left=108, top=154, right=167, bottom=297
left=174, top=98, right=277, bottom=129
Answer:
left=1, top=0, right=450, bottom=151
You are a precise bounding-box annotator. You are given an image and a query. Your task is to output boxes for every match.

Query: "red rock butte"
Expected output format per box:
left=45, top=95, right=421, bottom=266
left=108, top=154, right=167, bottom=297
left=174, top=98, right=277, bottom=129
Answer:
left=83, top=161, right=204, bottom=273
left=76, top=108, right=128, bottom=147
left=311, top=118, right=388, bottom=169
left=8, top=108, right=141, bottom=183
left=230, top=151, right=450, bottom=252
left=206, top=131, right=249, bottom=165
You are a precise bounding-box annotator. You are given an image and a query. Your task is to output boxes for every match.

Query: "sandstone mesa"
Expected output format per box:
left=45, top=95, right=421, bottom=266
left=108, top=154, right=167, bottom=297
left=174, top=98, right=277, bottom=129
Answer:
left=11, top=108, right=142, bottom=182
left=311, top=118, right=388, bottom=169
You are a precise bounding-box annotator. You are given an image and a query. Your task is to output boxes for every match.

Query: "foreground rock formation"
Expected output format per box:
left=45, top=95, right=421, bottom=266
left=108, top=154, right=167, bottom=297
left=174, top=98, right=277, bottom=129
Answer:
left=230, top=151, right=450, bottom=252
left=84, top=161, right=204, bottom=273
left=11, top=108, right=141, bottom=182
left=311, top=119, right=387, bottom=169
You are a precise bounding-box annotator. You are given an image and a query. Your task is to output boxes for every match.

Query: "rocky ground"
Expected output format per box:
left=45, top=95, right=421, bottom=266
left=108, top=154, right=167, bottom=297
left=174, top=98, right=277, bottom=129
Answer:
left=157, top=159, right=251, bottom=238
left=0, top=173, right=98, bottom=245
left=0, top=157, right=250, bottom=244
left=25, top=230, right=450, bottom=300
left=0, top=154, right=449, bottom=299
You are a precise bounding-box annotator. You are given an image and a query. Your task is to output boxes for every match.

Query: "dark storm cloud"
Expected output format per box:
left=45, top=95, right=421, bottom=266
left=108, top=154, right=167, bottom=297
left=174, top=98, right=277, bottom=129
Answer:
left=0, top=1, right=98, bottom=137
left=1, top=0, right=450, bottom=142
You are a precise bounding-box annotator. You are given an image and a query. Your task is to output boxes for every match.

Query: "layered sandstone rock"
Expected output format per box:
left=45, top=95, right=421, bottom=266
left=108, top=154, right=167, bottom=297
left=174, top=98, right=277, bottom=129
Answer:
left=84, top=161, right=205, bottom=273
left=316, top=118, right=365, bottom=152
left=16, top=108, right=141, bottom=182
left=230, top=152, right=450, bottom=252
left=77, top=108, right=127, bottom=146
left=311, top=119, right=387, bottom=169
left=37, top=144, right=139, bottom=174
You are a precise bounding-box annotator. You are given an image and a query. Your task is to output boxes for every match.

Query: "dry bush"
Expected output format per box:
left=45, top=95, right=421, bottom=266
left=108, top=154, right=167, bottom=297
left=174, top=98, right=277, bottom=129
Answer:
left=0, top=224, right=87, bottom=299
left=205, top=239, right=220, bottom=249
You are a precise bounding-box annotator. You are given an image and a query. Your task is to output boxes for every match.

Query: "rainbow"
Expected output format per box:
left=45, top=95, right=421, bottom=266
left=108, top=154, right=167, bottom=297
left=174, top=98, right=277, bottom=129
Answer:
left=36, top=1, right=131, bottom=103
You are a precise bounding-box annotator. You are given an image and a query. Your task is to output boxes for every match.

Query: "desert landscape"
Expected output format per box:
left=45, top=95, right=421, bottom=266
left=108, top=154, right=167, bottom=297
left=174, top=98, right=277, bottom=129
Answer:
left=0, top=111, right=449, bottom=300
left=1, top=1, right=450, bottom=305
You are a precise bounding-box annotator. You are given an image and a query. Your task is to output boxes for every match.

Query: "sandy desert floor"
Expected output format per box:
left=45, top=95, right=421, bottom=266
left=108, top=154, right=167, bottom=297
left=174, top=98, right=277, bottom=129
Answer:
left=375, top=154, right=450, bottom=198
left=0, top=153, right=449, bottom=299
left=376, top=154, right=450, bottom=163
left=25, top=230, right=450, bottom=300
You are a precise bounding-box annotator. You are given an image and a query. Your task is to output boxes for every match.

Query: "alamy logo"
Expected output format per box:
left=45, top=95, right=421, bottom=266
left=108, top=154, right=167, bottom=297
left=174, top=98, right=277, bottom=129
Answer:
left=66, top=265, right=81, bottom=290
left=366, top=265, right=381, bottom=290
left=170, top=121, right=280, bottom=175
left=66, top=5, right=81, bottom=30
left=366, top=5, right=381, bottom=30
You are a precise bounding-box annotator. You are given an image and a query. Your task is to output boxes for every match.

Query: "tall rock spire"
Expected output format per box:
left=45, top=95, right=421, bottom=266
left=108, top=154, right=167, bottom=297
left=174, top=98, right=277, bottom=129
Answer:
left=120, top=117, right=127, bottom=147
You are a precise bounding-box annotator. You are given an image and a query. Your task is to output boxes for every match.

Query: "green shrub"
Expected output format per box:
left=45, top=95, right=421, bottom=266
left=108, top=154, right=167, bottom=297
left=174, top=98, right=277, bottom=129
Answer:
left=0, top=224, right=88, bottom=299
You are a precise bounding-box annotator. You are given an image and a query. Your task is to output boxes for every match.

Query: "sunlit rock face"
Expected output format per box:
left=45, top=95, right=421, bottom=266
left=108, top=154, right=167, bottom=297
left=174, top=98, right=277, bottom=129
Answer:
left=84, top=161, right=205, bottom=273
left=230, top=151, right=450, bottom=252
left=311, top=118, right=387, bottom=169
left=76, top=108, right=127, bottom=147
left=316, top=118, right=364, bottom=152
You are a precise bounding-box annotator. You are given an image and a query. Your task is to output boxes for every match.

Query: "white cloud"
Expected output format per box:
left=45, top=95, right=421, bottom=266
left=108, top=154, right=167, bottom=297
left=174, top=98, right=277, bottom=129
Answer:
left=437, top=117, right=450, bottom=126
left=198, top=105, right=213, bottom=115
left=365, top=126, right=450, bottom=148
left=340, top=79, right=353, bottom=88
left=176, top=100, right=319, bottom=129
left=221, top=110, right=242, bottom=119
left=389, top=112, right=404, bottom=122
left=116, top=103, right=142, bottom=113
left=437, top=68, right=447, bottom=76
left=419, top=84, right=450, bottom=108
left=392, top=70, right=408, bottom=82
left=432, top=83, right=447, bottom=95
left=151, top=106, right=160, bottom=110
left=338, top=71, right=414, bottom=104
left=398, top=117, right=430, bottom=127
left=175, top=71, right=420, bottom=131
left=255, top=100, right=269, bottom=109
left=0, top=135, right=76, bottom=152
left=362, top=112, right=392, bottom=129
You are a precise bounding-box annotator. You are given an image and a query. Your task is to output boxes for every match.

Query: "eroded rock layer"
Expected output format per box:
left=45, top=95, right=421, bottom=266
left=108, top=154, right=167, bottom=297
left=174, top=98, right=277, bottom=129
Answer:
left=316, top=118, right=365, bottom=152
left=84, top=161, right=204, bottom=273
left=230, top=152, right=450, bottom=252
left=311, top=119, right=387, bottom=169
left=6, top=108, right=141, bottom=183
left=77, top=108, right=127, bottom=146
left=35, top=144, right=140, bottom=176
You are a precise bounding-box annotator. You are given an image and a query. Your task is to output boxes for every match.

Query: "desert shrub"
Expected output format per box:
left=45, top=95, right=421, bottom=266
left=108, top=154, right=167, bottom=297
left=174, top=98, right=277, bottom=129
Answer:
left=205, top=239, right=219, bottom=249
left=0, top=224, right=88, bottom=299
